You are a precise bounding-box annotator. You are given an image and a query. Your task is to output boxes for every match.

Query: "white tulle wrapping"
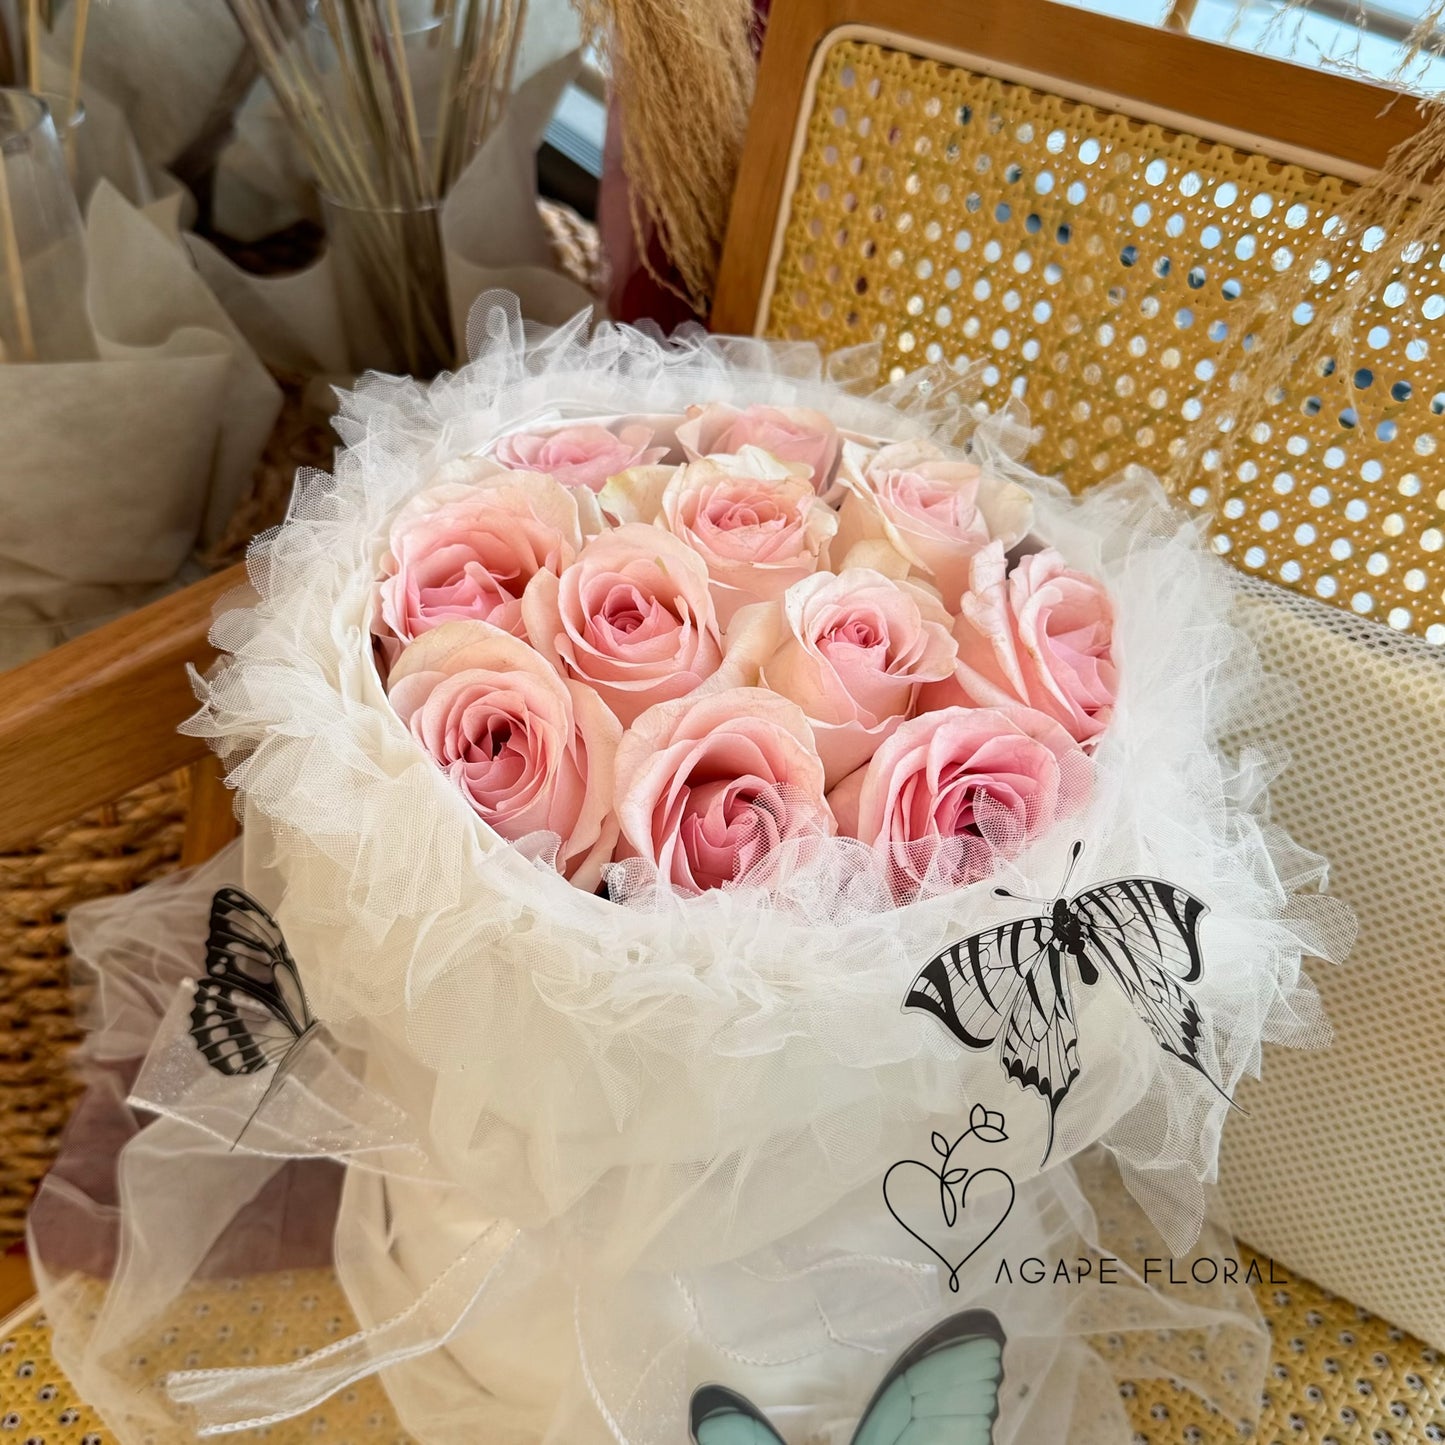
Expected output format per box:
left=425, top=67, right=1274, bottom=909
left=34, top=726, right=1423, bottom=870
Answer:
left=32, top=296, right=1348, bottom=1443
left=34, top=841, right=1273, bottom=1445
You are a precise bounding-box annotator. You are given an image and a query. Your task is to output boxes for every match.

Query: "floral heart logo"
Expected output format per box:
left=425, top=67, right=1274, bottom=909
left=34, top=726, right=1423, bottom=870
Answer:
left=883, top=1104, right=1016, bottom=1292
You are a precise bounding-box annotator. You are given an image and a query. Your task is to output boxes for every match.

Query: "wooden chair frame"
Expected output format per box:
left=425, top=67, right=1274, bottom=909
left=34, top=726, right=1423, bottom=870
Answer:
left=0, top=565, right=249, bottom=862
left=712, top=0, right=1426, bottom=336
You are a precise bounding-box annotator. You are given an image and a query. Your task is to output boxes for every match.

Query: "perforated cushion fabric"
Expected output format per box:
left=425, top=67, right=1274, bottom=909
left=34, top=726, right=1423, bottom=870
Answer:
left=1219, top=578, right=1445, bottom=1351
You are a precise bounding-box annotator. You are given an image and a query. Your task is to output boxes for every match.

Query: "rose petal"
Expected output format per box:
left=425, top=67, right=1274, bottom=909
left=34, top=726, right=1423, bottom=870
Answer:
left=614, top=687, right=832, bottom=894
left=388, top=620, right=620, bottom=885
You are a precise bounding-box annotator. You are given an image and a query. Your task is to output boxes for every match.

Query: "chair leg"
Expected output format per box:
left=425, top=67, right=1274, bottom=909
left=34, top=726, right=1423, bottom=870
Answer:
left=181, top=756, right=240, bottom=869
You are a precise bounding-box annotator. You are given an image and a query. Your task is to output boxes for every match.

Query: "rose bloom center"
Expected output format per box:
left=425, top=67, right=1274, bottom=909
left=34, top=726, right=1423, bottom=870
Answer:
left=596, top=582, right=670, bottom=639
left=889, top=474, right=973, bottom=528
left=454, top=702, right=531, bottom=800
left=696, top=493, right=799, bottom=560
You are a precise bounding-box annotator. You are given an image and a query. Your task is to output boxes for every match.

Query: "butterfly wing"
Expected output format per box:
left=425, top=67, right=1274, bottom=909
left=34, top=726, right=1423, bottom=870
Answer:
left=850, top=1309, right=1006, bottom=1445
left=689, top=1386, right=787, bottom=1445
left=190, top=978, right=305, bottom=1075
left=905, top=919, right=1078, bottom=1161
left=997, top=944, right=1079, bottom=1164
left=904, top=917, right=1051, bottom=1049
left=1070, top=879, right=1223, bottom=1092
left=190, top=888, right=312, bottom=1076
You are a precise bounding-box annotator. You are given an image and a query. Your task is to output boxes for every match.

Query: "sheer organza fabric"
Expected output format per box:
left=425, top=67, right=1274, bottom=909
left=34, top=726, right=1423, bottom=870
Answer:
left=31, top=296, right=1348, bottom=1442
left=33, top=842, right=1273, bottom=1444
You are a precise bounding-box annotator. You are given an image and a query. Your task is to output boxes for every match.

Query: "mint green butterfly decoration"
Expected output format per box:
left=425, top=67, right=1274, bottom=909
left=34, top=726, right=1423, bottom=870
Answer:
left=688, top=1309, right=1005, bottom=1445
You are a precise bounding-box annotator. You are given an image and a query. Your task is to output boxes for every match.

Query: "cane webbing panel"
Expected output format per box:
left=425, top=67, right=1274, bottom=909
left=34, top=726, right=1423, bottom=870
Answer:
left=3, top=1262, right=1443, bottom=1444
left=763, top=34, right=1445, bottom=644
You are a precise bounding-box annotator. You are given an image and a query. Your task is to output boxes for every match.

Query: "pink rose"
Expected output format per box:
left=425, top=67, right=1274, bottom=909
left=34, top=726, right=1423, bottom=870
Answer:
left=377, top=470, right=588, bottom=648
left=834, top=440, right=1034, bottom=610
left=724, top=570, right=959, bottom=788
left=614, top=687, right=835, bottom=894
left=923, top=543, right=1117, bottom=748
left=387, top=621, right=621, bottom=888
left=492, top=422, right=667, bottom=493
left=829, top=705, right=1090, bottom=895
left=676, top=402, right=840, bottom=495
left=648, top=450, right=838, bottom=626
left=522, top=523, right=724, bottom=728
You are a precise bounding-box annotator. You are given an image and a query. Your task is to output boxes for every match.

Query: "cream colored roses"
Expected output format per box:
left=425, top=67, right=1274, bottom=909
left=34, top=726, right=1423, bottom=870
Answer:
left=835, top=439, right=1034, bottom=609
left=376, top=408, right=1117, bottom=896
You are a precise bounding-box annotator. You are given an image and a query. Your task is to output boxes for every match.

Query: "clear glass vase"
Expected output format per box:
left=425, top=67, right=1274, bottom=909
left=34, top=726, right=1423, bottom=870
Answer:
left=0, top=89, right=88, bottom=363
left=321, top=191, right=455, bottom=377
left=31, top=88, right=88, bottom=193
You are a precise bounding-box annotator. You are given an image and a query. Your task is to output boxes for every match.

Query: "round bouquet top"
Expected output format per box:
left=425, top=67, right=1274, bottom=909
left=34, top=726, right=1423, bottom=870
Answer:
left=184, top=295, right=1343, bottom=1224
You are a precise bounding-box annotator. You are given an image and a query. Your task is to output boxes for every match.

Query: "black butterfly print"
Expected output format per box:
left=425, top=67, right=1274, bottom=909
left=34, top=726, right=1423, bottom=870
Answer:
left=190, top=887, right=320, bottom=1145
left=904, top=842, right=1232, bottom=1165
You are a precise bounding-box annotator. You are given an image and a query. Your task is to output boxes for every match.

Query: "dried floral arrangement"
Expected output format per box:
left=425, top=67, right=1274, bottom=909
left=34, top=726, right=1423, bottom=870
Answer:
left=222, top=0, right=528, bottom=372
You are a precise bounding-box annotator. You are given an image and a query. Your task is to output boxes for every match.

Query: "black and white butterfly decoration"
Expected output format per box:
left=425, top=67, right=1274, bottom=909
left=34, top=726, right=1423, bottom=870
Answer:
left=904, top=842, right=1234, bottom=1165
left=189, top=887, right=320, bottom=1146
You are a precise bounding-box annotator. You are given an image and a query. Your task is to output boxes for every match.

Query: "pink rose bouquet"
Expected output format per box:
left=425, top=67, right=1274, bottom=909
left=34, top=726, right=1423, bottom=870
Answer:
left=154, top=305, right=1344, bottom=1445
left=373, top=403, right=1120, bottom=898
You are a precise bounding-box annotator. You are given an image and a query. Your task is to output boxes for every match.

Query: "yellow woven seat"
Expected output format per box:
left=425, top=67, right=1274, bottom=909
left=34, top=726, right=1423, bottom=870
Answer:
left=4, top=1250, right=1444, bottom=1443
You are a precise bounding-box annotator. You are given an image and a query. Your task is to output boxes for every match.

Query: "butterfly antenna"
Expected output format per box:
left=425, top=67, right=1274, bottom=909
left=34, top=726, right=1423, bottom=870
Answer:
left=1195, top=1059, right=1248, bottom=1116
left=229, top=1089, right=270, bottom=1153
left=1058, top=840, right=1085, bottom=896
left=993, top=886, right=1050, bottom=904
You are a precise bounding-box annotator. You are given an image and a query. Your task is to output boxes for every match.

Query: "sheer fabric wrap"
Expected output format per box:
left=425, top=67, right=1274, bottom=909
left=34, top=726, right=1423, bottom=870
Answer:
left=31, top=296, right=1349, bottom=1443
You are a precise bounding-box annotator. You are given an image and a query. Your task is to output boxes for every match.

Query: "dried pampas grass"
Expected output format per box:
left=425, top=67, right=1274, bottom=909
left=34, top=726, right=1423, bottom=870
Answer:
left=223, top=0, right=528, bottom=374
left=1175, top=0, right=1445, bottom=502
left=576, top=0, right=757, bottom=316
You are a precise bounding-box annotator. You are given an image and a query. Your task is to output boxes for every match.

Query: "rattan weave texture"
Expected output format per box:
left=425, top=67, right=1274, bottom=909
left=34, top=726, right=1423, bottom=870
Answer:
left=0, top=775, right=189, bottom=1244
left=764, top=36, right=1445, bottom=645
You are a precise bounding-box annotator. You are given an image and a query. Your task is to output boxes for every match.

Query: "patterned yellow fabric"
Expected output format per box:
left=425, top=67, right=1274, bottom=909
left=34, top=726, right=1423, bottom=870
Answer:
left=4, top=1264, right=1444, bottom=1443
left=0, top=1271, right=409, bottom=1444
left=764, top=36, right=1445, bottom=645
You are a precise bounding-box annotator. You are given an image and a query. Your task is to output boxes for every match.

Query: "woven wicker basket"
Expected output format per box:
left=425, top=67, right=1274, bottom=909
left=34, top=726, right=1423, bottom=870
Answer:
left=0, top=203, right=602, bottom=1246
left=0, top=775, right=190, bottom=1243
